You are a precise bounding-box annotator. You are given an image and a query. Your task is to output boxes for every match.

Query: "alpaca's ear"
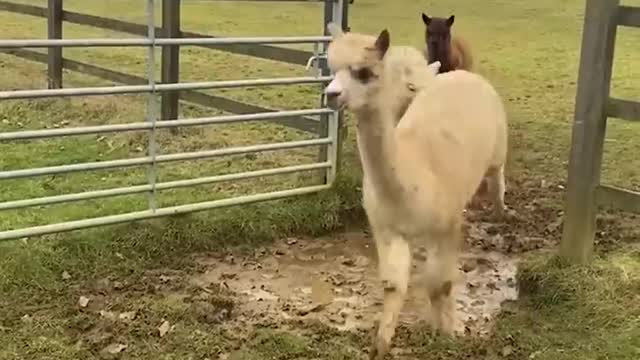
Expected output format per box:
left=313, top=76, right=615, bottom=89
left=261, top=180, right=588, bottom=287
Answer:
left=374, top=29, right=390, bottom=59
left=446, top=15, right=455, bottom=26
left=327, top=22, right=344, bottom=39
left=421, top=13, right=431, bottom=25
left=427, top=61, right=441, bottom=75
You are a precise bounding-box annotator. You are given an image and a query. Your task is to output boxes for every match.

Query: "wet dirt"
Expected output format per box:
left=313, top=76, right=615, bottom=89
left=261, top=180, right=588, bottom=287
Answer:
left=190, top=230, right=518, bottom=337
left=183, top=177, right=637, bottom=338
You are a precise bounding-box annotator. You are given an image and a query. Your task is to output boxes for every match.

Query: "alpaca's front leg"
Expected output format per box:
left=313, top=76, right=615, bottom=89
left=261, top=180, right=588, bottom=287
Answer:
left=370, top=234, right=411, bottom=360
left=423, top=227, right=461, bottom=335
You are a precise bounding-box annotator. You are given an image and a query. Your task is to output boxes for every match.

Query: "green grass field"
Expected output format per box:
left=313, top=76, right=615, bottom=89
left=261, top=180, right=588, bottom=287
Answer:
left=1, top=0, right=639, bottom=359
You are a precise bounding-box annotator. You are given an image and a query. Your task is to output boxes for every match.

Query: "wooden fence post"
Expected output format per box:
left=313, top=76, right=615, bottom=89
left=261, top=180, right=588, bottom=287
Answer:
left=47, top=0, right=63, bottom=89
left=161, top=0, right=181, bottom=122
left=560, top=0, right=619, bottom=263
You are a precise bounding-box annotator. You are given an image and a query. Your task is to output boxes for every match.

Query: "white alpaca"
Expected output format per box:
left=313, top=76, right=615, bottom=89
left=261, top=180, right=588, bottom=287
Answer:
left=373, top=43, right=501, bottom=211
left=324, top=24, right=508, bottom=359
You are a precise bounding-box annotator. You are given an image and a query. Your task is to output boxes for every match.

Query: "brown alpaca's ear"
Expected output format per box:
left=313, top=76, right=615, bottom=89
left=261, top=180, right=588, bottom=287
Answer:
left=374, top=29, right=390, bottom=59
left=446, top=15, right=455, bottom=26
left=422, top=13, right=431, bottom=25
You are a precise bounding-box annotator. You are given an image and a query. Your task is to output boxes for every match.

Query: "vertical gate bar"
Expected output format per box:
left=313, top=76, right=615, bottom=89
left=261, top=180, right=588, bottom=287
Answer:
left=341, top=0, right=350, bottom=32
left=330, top=0, right=345, bottom=180
left=146, top=0, right=159, bottom=211
left=317, top=0, right=334, bottom=184
left=326, top=107, right=339, bottom=185
left=335, top=0, right=347, bottom=174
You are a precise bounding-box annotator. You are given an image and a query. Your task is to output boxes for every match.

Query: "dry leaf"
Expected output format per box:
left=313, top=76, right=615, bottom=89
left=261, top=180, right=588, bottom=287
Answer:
left=78, top=296, right=90, bottom=308
left=119, top=311, right=136, bottom=321
left=102, top=343, right=127, bottom=355
left=158, top=320, right=171, bottom=337
left=501, top=345, right=514, bottom=357
left=99, top=310, right=117, bottom=321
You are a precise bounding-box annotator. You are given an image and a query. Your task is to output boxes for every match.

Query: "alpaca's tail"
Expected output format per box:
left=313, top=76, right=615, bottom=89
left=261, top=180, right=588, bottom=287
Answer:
left=451, top=36, right=473, bottom=72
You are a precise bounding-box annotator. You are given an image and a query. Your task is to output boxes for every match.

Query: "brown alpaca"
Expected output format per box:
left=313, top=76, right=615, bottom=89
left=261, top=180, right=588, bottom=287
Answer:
left=421, top=13, right=473, bottom=73
left=422, top=13, right=495, bottom=207
left=324, top=24, right=508, bottom=359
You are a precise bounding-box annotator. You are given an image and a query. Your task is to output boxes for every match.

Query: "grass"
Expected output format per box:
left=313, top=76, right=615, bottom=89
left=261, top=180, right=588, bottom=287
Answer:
left=1, top=0, right=640, bottom=359
left=1, top=245, right=638, bottom=359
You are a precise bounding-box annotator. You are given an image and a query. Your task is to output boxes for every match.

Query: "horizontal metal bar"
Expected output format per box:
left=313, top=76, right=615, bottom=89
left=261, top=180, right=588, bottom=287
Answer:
left=595, top=184, right=640, bottom=214
left=0, top=138, right=331, bottom=180
left=0, top=184, right=330, bottom=241
left=0, top=38, right=151, bottom=48
left=0, top=48, right=320, bottom=133
left=618, top=5, right=640, bottom=27
left=156, top=36, right=330, bottom=46
left=0, top=1, right=315, bottom=65
left=608, top=97, right=640, bottom=122
left=0, top=162, right=330, bottom=211
left=0, top=109, right=331, bottom=141
left=0, top=76, right=332, bottom=100
left=0, top=36, right=331, bottom=49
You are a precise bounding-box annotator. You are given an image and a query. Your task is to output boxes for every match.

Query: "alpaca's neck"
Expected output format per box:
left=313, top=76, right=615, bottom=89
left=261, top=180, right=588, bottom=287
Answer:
left=354, top=104, right=404, bottom=202
left=428, top=38, right=452, bottom=73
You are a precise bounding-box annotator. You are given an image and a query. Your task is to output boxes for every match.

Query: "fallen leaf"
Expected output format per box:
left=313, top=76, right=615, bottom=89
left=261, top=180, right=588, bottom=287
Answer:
left=101, top=343, right=127, bottom=355
left=296, top=303, right=326, bottom=316
left=501, top=345, right=514, bottom=357
left=61, top=271, right=71, bottom=280
left=158, top=320, right=171, bottom=337
left=78, top=296, right=90, bottom=308
left=99, top=310, right=117, bottom=321
left=119, top=311, right=137, bottom=321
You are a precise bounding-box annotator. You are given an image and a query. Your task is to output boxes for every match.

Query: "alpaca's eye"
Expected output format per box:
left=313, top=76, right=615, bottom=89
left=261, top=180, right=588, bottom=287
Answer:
left=351, top=67, right=374, bottom=83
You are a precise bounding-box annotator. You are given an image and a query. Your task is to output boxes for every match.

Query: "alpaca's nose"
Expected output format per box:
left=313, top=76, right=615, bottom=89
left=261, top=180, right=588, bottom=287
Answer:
left=325, top=90, right=340, bottom=100
left=325, top=78, right=343, bottom=99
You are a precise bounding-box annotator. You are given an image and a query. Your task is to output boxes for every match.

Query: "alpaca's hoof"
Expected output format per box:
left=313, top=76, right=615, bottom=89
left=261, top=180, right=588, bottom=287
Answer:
left=369, top=339, right=390, bottom=360
left=368, top=320, right=389, bottom=360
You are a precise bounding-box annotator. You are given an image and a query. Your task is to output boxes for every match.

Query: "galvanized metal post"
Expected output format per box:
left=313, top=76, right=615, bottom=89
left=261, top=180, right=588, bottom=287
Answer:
left=319, top=0, right=347, bottom=185
left=146, top=0, right=159, bottom=211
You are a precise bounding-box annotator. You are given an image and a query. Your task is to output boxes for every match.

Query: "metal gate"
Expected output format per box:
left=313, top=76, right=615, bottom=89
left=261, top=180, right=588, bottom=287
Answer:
left=0, top=0, right=349, bottom=241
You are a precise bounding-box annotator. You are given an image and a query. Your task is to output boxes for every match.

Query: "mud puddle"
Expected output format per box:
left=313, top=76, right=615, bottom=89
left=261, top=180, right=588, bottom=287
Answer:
left=190, top=231, right=519, bottom=337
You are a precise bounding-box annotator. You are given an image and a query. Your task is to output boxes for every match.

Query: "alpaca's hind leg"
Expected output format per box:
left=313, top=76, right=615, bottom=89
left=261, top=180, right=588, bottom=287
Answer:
left=486, top=165, right=506, bottom=218
left=468, top=177, right=489, bottom=210
left=370, top=234, right=411, bottom=360
left=423, top=226, right=461, bottom=335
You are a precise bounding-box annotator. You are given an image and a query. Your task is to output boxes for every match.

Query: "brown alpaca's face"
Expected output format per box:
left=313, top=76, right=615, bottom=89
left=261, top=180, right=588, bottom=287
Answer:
left=324, top=27, right=390, bottom=112
left=422, top=13, right=454, bottom=45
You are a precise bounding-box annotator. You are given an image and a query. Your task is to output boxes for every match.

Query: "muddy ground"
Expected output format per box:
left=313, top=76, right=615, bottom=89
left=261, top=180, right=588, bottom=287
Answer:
left=33, top=178, right=637, bottom=359
left=182, top=177, right=637, bottom=340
